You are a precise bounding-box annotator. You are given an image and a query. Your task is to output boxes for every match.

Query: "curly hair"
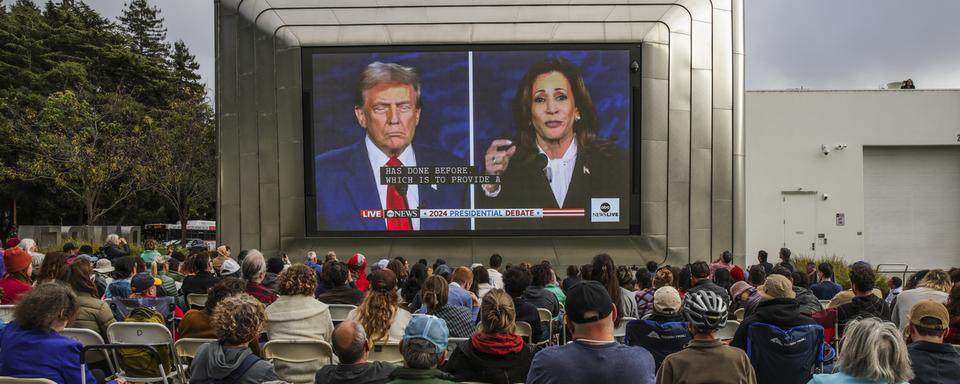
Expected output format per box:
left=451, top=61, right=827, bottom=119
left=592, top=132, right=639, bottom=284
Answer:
left=277, top=264, right=317, bottom=296
left=205, top=277, right=247, bottom=315
left=616, top=265, right=635, bottom=289
left=479, top=289, right=516, bottom=335
left=212, top=294, right=266, bottom=346
left=355, top=283, right=400, bottom=343
left=144, top=239, right=158, bottom=250
left=37, top=252, right=70, bottom=283
left=849, top=263, right=876, bottom=292
left=421, top=275, right=450, bottom=313
left=917, top=269, right=953, bottom=293
left=15, top=282, right=79, bottom=332
left=653, top=267, right=674, bottom=289
left=530, top=263, right=552, bottom=288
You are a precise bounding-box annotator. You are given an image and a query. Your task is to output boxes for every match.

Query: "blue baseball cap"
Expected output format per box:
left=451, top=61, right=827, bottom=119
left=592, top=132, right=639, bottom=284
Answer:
left=403, top=315, right=449, bottom=353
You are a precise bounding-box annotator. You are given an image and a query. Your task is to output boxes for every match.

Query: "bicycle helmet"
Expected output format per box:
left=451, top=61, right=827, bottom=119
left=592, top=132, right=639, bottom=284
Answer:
left=682, top=290, right=728, bottom=333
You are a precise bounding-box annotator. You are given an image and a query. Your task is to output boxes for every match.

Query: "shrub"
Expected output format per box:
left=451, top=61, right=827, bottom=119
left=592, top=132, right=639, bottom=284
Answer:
left=791, top=255, right=889, bottom=296
left=40, top=238, right=146, bottom=257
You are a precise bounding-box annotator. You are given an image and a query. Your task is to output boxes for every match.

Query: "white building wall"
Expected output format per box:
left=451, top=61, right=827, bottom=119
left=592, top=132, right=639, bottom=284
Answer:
left=746, top=90, right=960, bottom=268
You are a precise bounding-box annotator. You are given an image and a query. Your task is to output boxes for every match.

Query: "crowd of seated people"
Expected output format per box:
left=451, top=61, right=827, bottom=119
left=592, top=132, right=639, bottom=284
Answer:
left=1, top=236, right=960, bottom=384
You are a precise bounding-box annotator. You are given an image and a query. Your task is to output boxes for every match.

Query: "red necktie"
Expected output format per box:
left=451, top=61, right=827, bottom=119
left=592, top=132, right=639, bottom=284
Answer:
left=386, top=156, right=412, bottom=231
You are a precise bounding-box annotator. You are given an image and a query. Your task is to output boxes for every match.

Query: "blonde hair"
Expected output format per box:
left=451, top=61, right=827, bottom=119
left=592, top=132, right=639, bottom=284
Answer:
left=355, top=284, right=399, bottom=343
left=212, top=294, right=266, bottom=346
left=836, top=318, right=913, bottom=383
left=479, top=289, right=516, bottom=335
left=917, top=269, right=953, bottom=293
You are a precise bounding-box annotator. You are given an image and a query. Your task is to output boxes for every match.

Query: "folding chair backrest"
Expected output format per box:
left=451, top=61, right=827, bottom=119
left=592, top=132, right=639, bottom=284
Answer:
left=186, top=293, right=208, bottom=309
left=108, top=321, right=173, bottom=345
left=0, top=305, right=14, bottom=322
left=174, top=338, right=215, bottom=360
left=734, top=308, right=745, bottom=321
left=717, top=320, right=740, bottom=340
left=615, top=317, right=637, bottom=341
left=112, top=297, right=177, bottom=328
left=0, top=376, right=56, bottom=383
left=368, top=342, right=403, bottom=364
left=623, top=319, right=690, bottom=369
left=327, top=304, right=356, bottom=321
left=263, top=340, right=334, bottom=364
left=107, top=322, right=181, bottom=383
left=447, top=337, right=469, bottom=354
left=746, top=323, right=824, bottom=384
left=61, top=328, right=113, bottom=370
left=514, top=321, right=533, bottom=341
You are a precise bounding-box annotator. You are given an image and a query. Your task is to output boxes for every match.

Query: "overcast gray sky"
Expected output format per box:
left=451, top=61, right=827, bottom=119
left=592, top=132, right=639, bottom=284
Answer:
left=43, top=0, right=960, bottom=92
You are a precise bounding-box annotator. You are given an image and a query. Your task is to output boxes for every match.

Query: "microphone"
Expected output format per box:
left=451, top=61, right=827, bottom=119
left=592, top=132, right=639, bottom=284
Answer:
left=536, top=153, right=552, bottom=183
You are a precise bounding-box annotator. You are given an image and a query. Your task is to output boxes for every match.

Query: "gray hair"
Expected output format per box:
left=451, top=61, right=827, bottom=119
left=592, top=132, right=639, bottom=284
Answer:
left=241, top=249, right=266, bottom=281
left=836, top=318, right=913, bottom=383
left=402, top=338, right=442, bottom=369
left=355, top=61, right=421, bottom=108
left=306, top=251, right=318, bottom=262
left=105, top=234, right=119, bottom=244
left=18, top=238, right=37, bottom=252
left=332, top=320, right=367, bottom=364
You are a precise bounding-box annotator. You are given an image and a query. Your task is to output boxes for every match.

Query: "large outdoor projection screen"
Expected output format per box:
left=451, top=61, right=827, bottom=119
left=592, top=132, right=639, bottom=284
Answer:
left=303, top=45, right=640, bottom=236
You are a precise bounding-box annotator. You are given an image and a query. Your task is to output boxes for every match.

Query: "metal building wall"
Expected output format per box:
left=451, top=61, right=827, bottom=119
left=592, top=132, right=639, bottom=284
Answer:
left=216, top=0, right=744, bottom=267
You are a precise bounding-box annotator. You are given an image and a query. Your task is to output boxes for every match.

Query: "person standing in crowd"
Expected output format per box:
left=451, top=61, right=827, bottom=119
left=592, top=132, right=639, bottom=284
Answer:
left=0, top=283, right=97, bottom=383
left=211, top=245, right=232, bottom=272
left=0, top=247, right=32, bottom=304
left=905, top=301, right=960, bottom=384
left=317, top=261, right=364, bottom=305
left=101, top=234, right=130, bottom=260
left=443, top=289, right=535, bottom=384
left=503, top=266, right=545, bottom=343
left=730, top=280, right=762, bottom=320
left=526, top=280, right=656, bottom=384
left=730, top=274, right=816, bottom=351
left=687, top=261, right=732, bottom=305
left=657, top=291, right=756, bottom=384
left=316, top=320, right=397, bottom=384
left=755, top=250, right=774, bottom=276
left=419, top=275, right=475, bottom=338
left=349, top=269, right=412, bottom=344
left=777, top=248, right=794, bottom=272
left=805, top=262, right=818, bottom=286
left=349, top=253, right=370, bottom=292
left=810, top=263, right=843, bottom=300
left=590, top=253, right=639, bottom=324
left=886, top=276, right=903, bottom=305
left=387, top=315, right=457, bottom=384
left=893, top=269, right=953, bottom=333
left=241, top=250, right=277, bottom=306
left=189, top=294, right=281, bottom=383
left=808, top=318, right=913, bottom=384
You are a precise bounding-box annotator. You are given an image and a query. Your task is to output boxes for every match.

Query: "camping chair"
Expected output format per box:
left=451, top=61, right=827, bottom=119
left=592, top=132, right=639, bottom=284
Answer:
left=174, top=337, right=215, bottom=376
left=110, top=297, right=177, bottom=329
left=327, top=304, right=357, bottom=323
left=717, top=320, right=740, bottom=340
left=614, top=317, right=637, bottom=342
left=61, top=328, right=117, bottom=375
left=263, top=340, right=335, bottom=383
left=107, top=322, right=185, bottom=383
left=186, top=293, right=208, bottom=309
left=368, top=342, right=403, bottom=364
left=80, top=344, right=167, bottom=384
left=623, top=319, right=691, bottom=369
left=0, top=305, right=14, bottom=322
left=746, top=323, right=825, bottom=384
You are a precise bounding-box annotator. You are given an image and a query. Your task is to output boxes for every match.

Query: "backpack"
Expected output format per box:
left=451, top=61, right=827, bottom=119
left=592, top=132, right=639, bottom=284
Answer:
left=116, top=307, right=175, bottom=378
left=746, top=323, right=824, bottom=384
left=192, top=352, right=262, bottom=384
left=623, top=319, right=691, bottom=369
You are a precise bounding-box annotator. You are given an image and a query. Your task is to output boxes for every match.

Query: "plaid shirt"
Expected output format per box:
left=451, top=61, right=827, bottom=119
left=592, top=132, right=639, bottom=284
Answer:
left=635, top=288, right=656, bottom=318
left=431, top=304, right=476, bottom=338
left=247, top=280, right=277, bottom=305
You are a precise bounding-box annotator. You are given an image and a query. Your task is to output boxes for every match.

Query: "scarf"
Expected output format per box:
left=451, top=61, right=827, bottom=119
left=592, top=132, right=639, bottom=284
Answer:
left=470, top=332, right=524, bottom=355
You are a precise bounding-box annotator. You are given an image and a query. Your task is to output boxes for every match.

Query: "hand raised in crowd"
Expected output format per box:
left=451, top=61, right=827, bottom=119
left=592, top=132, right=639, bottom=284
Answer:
left=482, top=139, right=517, bottom=193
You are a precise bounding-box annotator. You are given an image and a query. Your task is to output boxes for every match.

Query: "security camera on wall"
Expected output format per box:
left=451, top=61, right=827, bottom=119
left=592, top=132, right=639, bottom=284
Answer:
left=821, top=144, right=830, bottom=156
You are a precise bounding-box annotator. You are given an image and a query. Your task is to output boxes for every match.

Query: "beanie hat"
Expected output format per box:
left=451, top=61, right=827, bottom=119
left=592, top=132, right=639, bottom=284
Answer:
left=5, top=237, right=19, bottom=249
left=3, top=247, right=31, bottom=273
left=348, top=253, right=366, bottom=271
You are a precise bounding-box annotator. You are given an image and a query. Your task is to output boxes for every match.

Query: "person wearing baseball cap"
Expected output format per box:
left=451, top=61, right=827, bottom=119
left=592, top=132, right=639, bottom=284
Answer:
left=527, top=280, right=655, bottom=384
left=730, top=274, right=816, bottom=351
left=623, top=286, right=689, bottom=369
left=906, top=300, right=960, bottom=383
left=387, top=315, right=457, bottom=384
left=130, top=272, right=162, bottom=299
left=0, top=247, right=33, bottom=304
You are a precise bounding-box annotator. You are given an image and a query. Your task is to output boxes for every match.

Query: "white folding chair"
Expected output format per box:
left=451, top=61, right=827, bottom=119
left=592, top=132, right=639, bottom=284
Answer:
left=186, top=293, right=208, bottom=309
left=368, top=342, right=403, bottom=364
left=0, top=305, right=14, bottom=322
left=615, top=317, right=637, bottom=342
left=734, top=308, right=745, bottom=321
left=174, top=337, right=215, bottom=376
left=263, top=339, right=335, bottom=383
left=327, top=304, right=357, bottom=322
left=61, top=328, right=116, bottom=374
left=106, top=322, right=184, bottom=383
left=0, top=377, right=55, bottom=383
left=717, top=320, right=740, bottom=340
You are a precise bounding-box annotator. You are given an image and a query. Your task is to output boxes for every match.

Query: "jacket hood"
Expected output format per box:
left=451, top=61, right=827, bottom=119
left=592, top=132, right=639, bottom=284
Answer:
left=523, top=286, right=550, bottom=300
left=459, top=336, right=531, bottom=368
left=320, top=361, right=396, bottom=383
left=266, top=295, right=329, bottom=322
left=199, top=341, right=254, bottom=379
left=755, top=298, right=810, bottom=324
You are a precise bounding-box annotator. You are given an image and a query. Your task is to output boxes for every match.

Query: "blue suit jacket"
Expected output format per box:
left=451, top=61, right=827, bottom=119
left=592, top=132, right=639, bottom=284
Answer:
left=314, top=141, right=468, bottom=231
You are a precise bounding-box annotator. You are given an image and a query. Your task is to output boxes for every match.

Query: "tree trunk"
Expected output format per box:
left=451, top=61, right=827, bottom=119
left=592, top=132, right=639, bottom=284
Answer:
left=85, top=197, right=97, bottom=226
left=179, top=199, right=189, bottom=246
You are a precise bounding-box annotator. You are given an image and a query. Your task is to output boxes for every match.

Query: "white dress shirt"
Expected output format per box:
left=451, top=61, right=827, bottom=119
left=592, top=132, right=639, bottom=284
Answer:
left=538, top=137, right=578, bottom=207
left=366, top=135, right=420, bottom=230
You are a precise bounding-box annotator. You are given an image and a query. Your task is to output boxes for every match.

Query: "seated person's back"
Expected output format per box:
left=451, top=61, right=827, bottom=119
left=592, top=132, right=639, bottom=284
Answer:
left=317, top=260, right=364, bottom=305
left=316, top=320, right=396, bottom=384
left=527, top=281, right=656, bottom=384
left=189, top=294, right=280, bottom=384
left=625, top=287, right=690, bottom=369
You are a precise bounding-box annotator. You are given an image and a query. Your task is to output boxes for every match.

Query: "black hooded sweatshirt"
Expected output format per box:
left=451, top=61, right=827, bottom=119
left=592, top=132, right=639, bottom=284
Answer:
left=315, top=361, right=396, bottom=384
left=730, top=297, right=816, bottom=351
left=442, top=336, right=535, bottom=384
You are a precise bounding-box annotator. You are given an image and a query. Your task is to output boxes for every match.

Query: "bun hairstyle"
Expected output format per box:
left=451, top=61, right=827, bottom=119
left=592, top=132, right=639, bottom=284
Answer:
left=479, top=289, right=516, bottom=335
left=654, top=267, right=674, bottom=289
left=421, top=275, right=449, bottom=314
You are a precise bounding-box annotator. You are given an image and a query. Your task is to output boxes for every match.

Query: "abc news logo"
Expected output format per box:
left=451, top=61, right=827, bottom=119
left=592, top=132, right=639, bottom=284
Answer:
left=360, top=209, right=420, bottom=219
left=591, top=198, right=620, bottom=223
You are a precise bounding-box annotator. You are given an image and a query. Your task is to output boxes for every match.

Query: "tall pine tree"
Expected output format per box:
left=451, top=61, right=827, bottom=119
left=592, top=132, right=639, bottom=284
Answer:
left=119, top=0, right=168, bottom=60
left=169, top=40, right=204, bottom=97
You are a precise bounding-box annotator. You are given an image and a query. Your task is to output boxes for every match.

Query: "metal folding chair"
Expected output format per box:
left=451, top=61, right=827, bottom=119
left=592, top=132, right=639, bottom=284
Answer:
left=515, top=321, right=533, bottom=343
left=174, top=337, right=215, bottom=377
left=106, top=322, right=185, bottom=383
left=80, top=344, right=167, bottom=384
left=61, top=328, right=117, bottom=374
left=186, top=293, right=208, bottom=309
left=368, top=342, right=403, bottom=364
left=263, top=339, right=335, bottom=383
left=327, top=304, right=357, bottom=322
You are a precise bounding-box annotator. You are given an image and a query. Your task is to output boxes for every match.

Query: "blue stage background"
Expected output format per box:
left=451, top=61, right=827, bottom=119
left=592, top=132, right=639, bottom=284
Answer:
left=471, top=50, right=631, bottom=168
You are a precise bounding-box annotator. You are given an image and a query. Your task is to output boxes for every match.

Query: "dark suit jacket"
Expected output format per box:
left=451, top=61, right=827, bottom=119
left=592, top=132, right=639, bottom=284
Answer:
left=314, top=140, right=468, bottom=231
left=476, top=141, right=629, bottom=230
